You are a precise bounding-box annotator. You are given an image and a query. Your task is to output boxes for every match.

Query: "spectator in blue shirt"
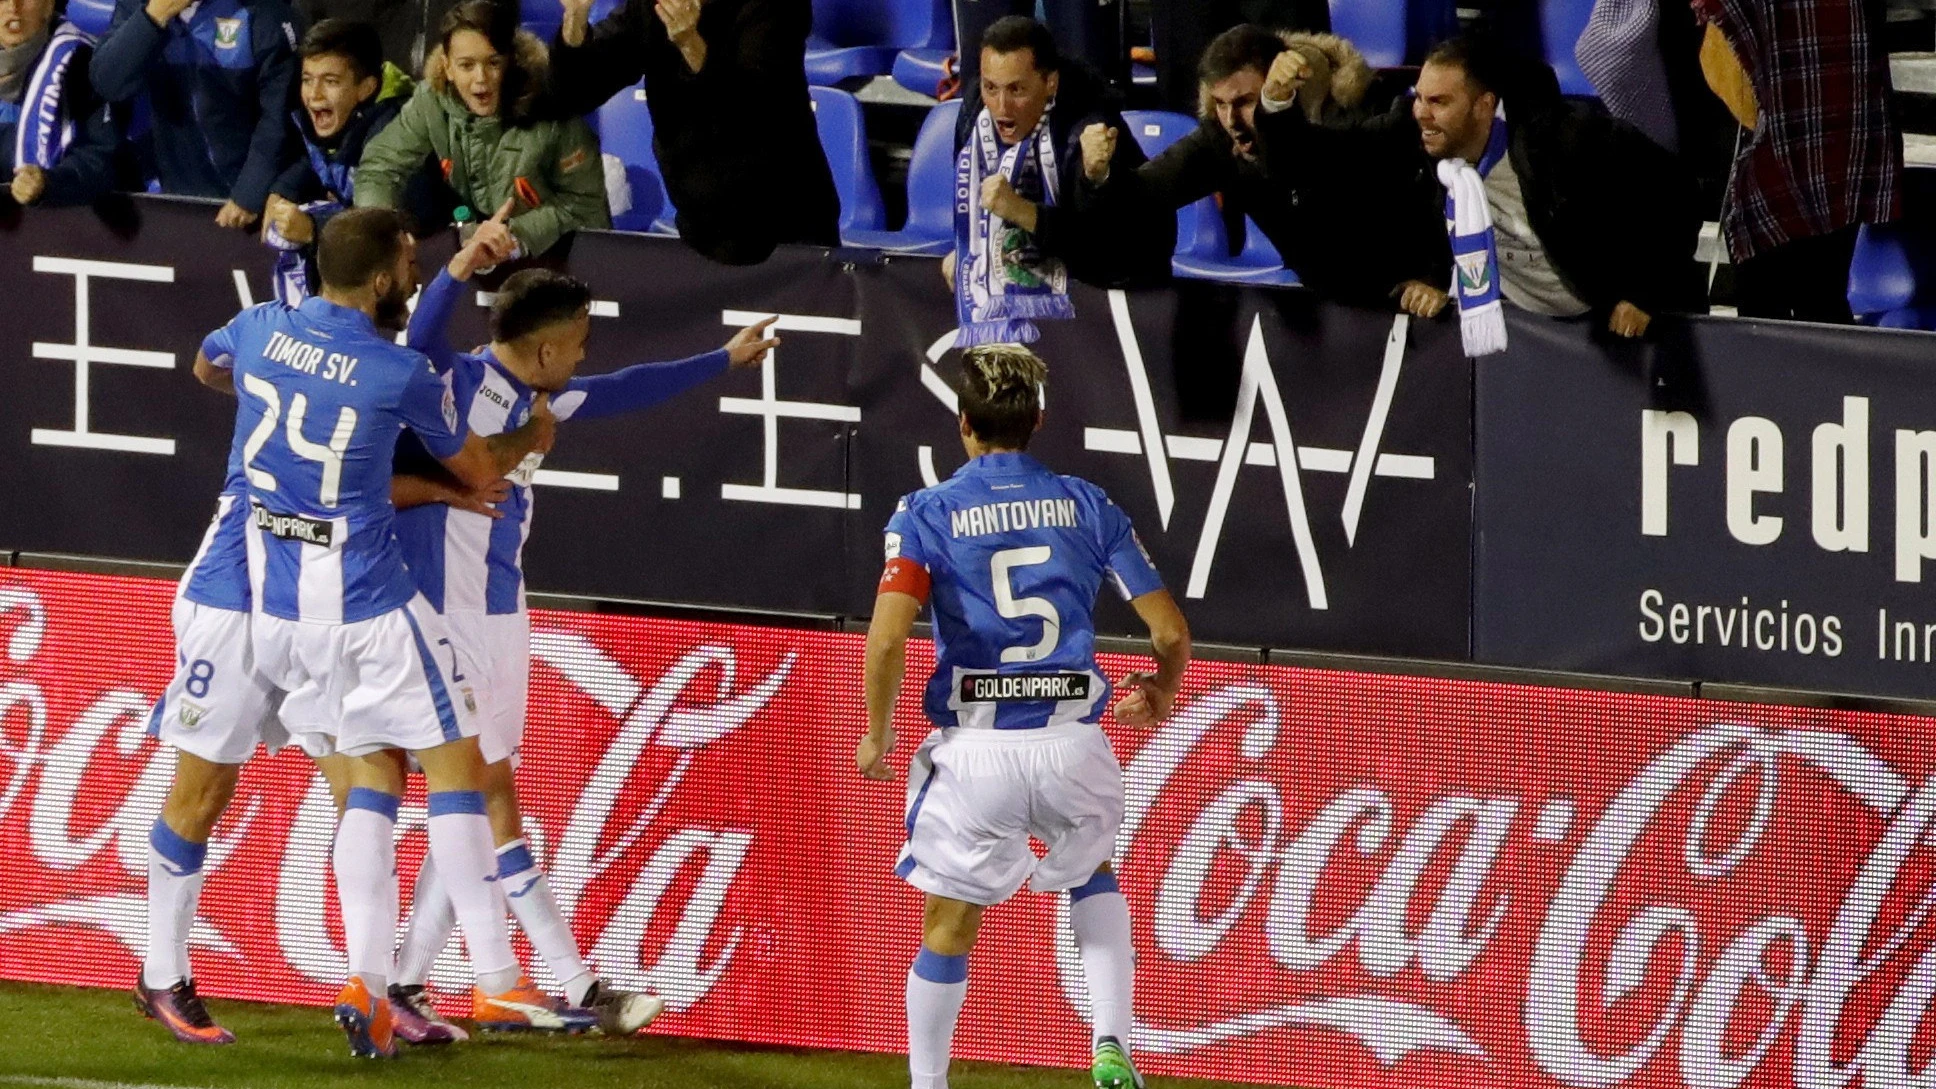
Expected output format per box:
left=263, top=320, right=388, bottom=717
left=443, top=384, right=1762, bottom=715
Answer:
left=89, top=0, right=303, bottom=228
left=3, top=0, right=120, bottom=206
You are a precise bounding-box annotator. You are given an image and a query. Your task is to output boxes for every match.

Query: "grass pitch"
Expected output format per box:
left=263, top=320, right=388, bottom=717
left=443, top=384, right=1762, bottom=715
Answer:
left=0, top=981, right=1275, bottom=1089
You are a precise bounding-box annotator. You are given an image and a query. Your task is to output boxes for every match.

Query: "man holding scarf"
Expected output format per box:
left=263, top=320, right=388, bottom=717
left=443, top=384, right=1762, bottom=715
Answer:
left=1259, top=34, right=1701, bottom=355
left=947, top=15, right=1170, bottom=346
left=3, top=0, right=119, bottom=207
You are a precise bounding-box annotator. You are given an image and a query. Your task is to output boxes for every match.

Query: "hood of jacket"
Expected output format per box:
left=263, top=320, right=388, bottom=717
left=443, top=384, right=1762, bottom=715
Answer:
left=1200, top=30, right=1371, bottom=124
left=425, top=28, right=548, bottom=125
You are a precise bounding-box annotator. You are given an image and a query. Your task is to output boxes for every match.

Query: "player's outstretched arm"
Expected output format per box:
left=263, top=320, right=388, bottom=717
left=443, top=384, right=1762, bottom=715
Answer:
left=858, top=591, right=921, bottom=780
left=438, top=392, right=558, bottom=490
left=558, top=315, right=780, bottom=421
left=560, top=316, right=781, bottom=421
left=1113, top=589, right=1191, bottom=727
left=192, top=350, right=234, bottom=394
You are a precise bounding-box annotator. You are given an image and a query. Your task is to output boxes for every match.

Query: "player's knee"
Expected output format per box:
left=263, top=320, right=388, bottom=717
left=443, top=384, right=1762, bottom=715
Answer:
left=163, top=754, right=240, bottom=834
left=921, top=897, right=984, bottom=955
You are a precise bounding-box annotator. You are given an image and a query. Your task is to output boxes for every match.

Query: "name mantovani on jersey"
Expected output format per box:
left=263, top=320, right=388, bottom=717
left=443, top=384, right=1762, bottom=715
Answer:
left=882, top=451, right=1164, bottom=730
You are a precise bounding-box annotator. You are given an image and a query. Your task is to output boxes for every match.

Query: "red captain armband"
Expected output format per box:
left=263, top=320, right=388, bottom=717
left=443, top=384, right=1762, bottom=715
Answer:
left=879, top=558, right=931, bottom=602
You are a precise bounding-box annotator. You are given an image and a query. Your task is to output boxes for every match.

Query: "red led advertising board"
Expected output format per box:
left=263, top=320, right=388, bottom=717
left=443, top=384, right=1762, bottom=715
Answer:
left=0, top=567, right=1931, bottom=1088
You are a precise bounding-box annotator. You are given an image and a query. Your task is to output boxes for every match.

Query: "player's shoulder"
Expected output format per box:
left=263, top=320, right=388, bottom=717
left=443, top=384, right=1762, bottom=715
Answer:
left=1049, top=470, right=1121, bottom=510
left=897, top=474, right=977, bottom=517
left=233, top=300, right=291, bottom=332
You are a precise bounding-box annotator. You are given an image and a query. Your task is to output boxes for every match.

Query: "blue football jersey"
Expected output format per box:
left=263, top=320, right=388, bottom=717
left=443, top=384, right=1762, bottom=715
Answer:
left=207, top=298, right=465, bottom=623
left=885, top=452, right=1165, bottom=730
left=392, top=270, right=730, bottom=615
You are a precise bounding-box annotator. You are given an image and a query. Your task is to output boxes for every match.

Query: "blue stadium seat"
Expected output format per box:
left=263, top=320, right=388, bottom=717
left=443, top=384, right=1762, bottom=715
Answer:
left=595, top=84, right=677, bottom=235
left=1121, top=110, right=1299, bottom=287
left=65, top=0, right=116, bottom=36
left=1848, top=169, right=1936, bottom=328
left=1330, top=0, right=1408, bottom=68
left=843, top=99, right=959, bottom=255
left=1849, top=224, right=1916, bottom=319
left=810, top=87, right=887, bottom=233
left=1540, top=0, right=1596, bottom=97
left=891, top=48, right=952, bottom=98
left=807, top=0, right=952, bottom=87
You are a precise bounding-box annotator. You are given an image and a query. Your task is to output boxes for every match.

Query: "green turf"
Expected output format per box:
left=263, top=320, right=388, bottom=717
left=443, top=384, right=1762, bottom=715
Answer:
left=0, top=981, right=1277, bottom=1089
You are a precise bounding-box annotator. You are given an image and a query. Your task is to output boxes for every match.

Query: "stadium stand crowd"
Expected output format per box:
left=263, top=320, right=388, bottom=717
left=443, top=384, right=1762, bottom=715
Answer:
left=0, top=0, right=1920, bottom=330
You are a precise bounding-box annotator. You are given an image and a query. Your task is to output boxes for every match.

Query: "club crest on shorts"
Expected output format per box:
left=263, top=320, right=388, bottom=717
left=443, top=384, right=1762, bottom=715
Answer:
left=461, top=685, right=478, bottom=715
left=178, top=699, right=209, bottom=729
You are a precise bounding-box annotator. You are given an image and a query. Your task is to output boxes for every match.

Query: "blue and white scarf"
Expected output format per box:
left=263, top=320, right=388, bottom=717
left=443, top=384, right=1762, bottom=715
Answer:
left=952, top=104, right=1075, bottom=348
left=265, top=199, right=337, bottom=306
left=1437, top=106, right=1510, bottom=357
left=12, top=22, right=93, bottom=172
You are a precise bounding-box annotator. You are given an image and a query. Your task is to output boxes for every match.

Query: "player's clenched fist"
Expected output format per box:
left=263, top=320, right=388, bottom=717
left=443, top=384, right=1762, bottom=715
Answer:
left=1080, top=123, right=1116, bottom=184
left=1263, top=49, right=1312, bottom=103
left=723, top=314, right=782, bottom=368
left=855, top=727, right=897, bottom=780
left=1110, top=671, right=1175, bottom=727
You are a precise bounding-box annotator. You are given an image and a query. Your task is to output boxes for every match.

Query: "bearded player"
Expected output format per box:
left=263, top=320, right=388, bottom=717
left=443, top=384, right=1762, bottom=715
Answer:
left=856, top=344, right=1191, bottom=1089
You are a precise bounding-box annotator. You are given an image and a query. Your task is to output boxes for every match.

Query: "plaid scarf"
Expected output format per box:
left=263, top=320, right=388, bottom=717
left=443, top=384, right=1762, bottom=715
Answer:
left=952, top=105, right=1074, bottom=348
left=1438, top=109, right=1511, bottom=358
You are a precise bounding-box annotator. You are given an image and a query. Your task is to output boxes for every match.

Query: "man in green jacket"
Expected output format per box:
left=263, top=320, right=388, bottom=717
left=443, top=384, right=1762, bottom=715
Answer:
left=354, top=0, right=607, bottom=258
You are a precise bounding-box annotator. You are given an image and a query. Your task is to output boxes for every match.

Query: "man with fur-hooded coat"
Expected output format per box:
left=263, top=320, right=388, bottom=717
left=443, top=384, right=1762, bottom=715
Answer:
left=1090, top=25, right=1446, bottom=306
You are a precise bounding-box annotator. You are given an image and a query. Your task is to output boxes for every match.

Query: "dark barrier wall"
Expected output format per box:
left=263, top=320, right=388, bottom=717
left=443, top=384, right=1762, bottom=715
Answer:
left=1476, top=310, right=1936, bottom=701
left=16, top=197, right=1936, bottom=700
left=0, top=198, right=1475, bottom=658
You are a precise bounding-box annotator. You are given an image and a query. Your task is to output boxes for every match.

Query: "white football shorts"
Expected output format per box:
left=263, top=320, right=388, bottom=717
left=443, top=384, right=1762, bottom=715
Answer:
left=148, top=599, right=289, bottom=766
left=252, top=594, right=481, bottom=758
left=446, top=609, right=530, bottom=766
left=894, top=722, right=1124, bottom=906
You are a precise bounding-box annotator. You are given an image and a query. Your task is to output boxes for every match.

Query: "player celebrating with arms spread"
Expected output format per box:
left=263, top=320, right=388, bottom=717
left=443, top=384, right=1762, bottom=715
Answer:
left=856, top=345, right=1191, bottom=1089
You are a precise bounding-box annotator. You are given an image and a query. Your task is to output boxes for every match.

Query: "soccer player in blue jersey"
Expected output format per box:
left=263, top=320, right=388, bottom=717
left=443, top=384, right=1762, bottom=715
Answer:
left=206, top=206, right=570, bottom=1057
left=380, top=243, right=781, bottom=1038
left=856, top=345, right=1192, bottom=1089
left=134, top=226, right=517, bottom=1048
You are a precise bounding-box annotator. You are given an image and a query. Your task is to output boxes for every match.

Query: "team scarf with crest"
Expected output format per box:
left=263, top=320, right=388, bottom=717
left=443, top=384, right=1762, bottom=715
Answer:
left=11, top=23, right=88, bottom=170
left=1436, top=106, right=1510, bottom=358
left=952, top=104, right=1075, bottom=348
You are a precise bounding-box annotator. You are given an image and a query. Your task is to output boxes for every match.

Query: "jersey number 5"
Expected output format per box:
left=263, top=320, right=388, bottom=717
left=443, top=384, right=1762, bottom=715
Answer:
left=241, top=374, right=359, bottom=508
left=992, top=546, right=1060, bottom=663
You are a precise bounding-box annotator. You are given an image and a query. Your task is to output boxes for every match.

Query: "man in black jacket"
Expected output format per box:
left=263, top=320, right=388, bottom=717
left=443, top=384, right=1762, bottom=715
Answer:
left=1260, top=34, right=1702, bottom=333
left=549, top=0, right=837, bottom=265
left=1097, top=25, right=1443, bottom=308
left=950, top=16, right=1172, bottom=291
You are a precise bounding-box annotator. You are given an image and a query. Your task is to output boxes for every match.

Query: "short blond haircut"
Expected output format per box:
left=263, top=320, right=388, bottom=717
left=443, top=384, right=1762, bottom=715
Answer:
left=960, top=344, right=1048, bottom=449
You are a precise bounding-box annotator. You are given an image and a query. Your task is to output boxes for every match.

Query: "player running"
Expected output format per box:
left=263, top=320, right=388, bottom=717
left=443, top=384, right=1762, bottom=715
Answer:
left=378, top=227, right=781, bottom=1038
left=855, top=345, right=1191, bottom=1089
left=214, top=206, right=563, bottom=1058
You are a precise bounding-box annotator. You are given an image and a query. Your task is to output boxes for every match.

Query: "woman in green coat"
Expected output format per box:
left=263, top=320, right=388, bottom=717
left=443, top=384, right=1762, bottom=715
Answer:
left=354, top=0, right=609, bottom=258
